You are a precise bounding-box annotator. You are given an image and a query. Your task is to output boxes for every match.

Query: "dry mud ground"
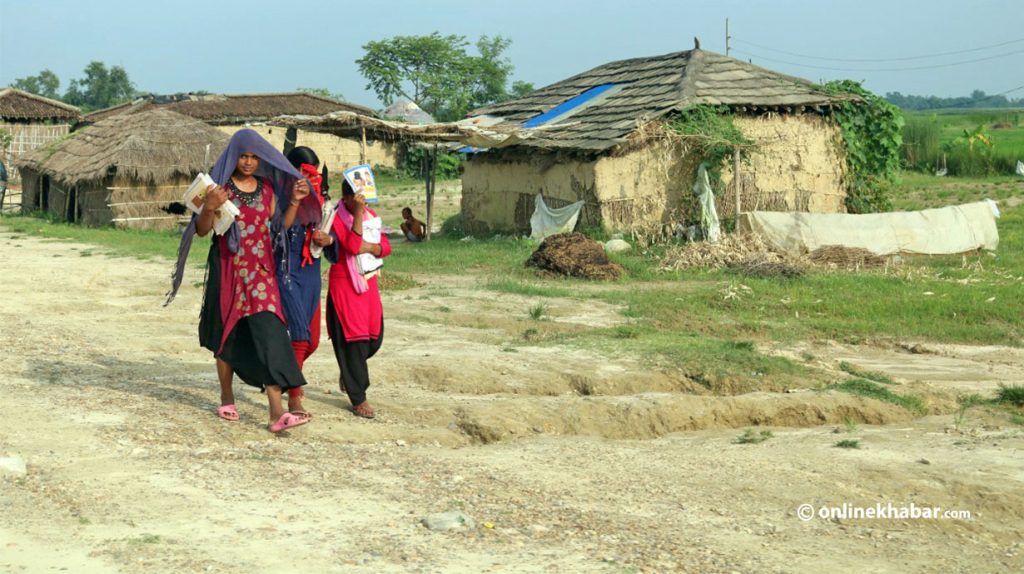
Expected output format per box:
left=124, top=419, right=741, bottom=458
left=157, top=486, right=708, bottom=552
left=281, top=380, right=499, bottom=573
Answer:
left=0, top=228, right=1022, bottom=574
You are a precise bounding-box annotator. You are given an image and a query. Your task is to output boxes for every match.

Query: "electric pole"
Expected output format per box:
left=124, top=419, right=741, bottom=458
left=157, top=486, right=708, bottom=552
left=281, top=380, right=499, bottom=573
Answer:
left=726, top=18, right=731, bottom=56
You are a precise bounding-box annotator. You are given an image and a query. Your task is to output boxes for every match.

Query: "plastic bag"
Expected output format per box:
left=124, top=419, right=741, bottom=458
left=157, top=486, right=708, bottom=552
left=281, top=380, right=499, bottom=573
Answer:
left=693, top=163, right=721, bottom=243
left=529, top=194, right=585, bottom=240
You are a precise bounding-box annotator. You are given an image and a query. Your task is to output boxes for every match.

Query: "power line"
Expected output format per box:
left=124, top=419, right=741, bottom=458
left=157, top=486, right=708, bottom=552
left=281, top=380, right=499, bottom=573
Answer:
left=731, top=36, right=1024, bottom=63
left=730, top=47, right=1024, bottom=72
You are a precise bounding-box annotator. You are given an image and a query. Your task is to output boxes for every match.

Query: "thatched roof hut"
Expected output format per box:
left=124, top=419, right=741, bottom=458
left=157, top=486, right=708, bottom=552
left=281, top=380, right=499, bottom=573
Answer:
left=0, top=88, right=81, bottom=189
left=459, top=47, right=855, bottom=234
left=85, top=92, right=398, bottom=171
left=472, top=48, right=847, bottom=151
left=0, top=88, right=80, bottom=122
left=84, top=92, right=376, bottom=125
left=17, top=108, right=228, bottom=229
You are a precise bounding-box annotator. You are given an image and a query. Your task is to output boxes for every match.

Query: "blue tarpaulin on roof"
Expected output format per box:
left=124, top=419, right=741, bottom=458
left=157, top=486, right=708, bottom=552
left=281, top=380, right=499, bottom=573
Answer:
left=522, top=83, right=621, bottom=128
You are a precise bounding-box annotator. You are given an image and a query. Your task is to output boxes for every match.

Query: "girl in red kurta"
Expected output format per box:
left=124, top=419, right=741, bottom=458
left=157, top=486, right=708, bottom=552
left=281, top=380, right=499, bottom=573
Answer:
left=324, top=180, right=391, bottom=418
left=191, top=132, right=315, bottom=433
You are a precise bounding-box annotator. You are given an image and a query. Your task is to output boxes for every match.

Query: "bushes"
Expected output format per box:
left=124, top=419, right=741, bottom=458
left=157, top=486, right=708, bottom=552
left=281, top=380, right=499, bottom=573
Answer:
left=397, top=143, right=462, bottom=180
left=900, top=111, right=1024, bottom=177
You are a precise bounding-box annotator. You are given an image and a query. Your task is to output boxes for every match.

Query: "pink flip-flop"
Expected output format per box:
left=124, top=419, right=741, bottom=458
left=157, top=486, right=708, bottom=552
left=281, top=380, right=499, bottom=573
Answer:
left=269, top=412, right=309, bottom=433
left=217, top=404, right=239, bottom=421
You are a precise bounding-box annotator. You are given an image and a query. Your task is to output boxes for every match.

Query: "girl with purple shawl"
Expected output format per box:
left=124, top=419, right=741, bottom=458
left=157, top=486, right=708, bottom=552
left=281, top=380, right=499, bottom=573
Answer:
left=166, top=129, right=321, bottom=432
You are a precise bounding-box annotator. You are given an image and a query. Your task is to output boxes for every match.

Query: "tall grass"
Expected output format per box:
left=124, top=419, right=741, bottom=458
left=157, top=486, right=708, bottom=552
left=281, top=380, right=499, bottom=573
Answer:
left=902, top=110, right=1024, bottom=176
left=902, top=115, right=942, bottom=170
left=943, top=146, right=1017, bottom=177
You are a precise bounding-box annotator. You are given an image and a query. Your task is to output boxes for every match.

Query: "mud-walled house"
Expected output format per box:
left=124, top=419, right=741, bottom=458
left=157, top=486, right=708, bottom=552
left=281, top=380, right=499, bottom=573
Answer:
left=460, top=47, right=854, bottom=234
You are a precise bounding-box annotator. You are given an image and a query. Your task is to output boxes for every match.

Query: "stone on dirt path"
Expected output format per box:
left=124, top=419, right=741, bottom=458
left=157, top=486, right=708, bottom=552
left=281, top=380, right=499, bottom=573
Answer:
left=0, top=456, right=26, bottom=475
left=422, top=511, right=475, bottom=531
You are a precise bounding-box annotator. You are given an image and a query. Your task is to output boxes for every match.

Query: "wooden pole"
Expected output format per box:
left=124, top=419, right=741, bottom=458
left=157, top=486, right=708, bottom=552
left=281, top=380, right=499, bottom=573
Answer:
left=733, top=147, right=741, bottom=218
left=359, top=128, right=367, bottom=164
left=426, top=144, right=437, bottom=241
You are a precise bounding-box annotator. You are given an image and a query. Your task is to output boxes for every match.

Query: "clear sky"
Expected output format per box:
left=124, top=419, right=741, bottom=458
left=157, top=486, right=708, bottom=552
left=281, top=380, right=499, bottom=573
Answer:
left=2, top=0, right=1022, bottom=110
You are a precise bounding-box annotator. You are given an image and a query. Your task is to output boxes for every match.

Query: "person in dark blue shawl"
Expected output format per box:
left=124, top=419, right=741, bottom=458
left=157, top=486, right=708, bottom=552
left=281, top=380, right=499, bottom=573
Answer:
left=167, top=128, right=320, bottom=432
left=277, top=145, right=334, bottom=417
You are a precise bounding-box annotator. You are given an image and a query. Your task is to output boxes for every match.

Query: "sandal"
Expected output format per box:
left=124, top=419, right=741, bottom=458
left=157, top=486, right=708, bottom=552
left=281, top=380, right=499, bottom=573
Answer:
left=351, top=402, right=375, bottom=419
left=269, top=412, right=309, bottom=433
left=217, top=404, right=239, bottom=421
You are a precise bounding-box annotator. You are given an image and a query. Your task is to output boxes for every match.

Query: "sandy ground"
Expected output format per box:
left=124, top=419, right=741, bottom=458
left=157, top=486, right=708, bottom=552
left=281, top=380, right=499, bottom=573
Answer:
left=1, top=227, right=1022, bottom=574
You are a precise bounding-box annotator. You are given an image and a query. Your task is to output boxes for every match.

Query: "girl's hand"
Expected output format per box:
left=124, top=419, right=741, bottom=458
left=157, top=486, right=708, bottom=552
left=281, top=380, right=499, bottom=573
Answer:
left=352, top=193, right=366, bottom=213
left=358, top=241, right=380, bottom=256
left=312, top=230, right=333, bottom=247
left=292, top=179, right=310, bottom=204
left=203, top=184, right=229, bottom=212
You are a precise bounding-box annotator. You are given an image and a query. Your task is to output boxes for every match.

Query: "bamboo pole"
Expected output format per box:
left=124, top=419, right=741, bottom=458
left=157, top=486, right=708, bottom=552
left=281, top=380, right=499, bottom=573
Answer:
left=360, top=128, right=367, bottom=164
left=733, top=147, right=741, bottom=218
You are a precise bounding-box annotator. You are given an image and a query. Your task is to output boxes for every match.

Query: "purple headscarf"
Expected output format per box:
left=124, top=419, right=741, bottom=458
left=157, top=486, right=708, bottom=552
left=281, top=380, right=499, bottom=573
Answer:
left=164, top=129, right=320, bottom=305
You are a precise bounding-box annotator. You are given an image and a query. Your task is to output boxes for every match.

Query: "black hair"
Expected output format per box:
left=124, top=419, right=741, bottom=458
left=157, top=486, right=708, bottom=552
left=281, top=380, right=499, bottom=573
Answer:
left=341, top=180, right=355, bottom=197
left=353, top=171, right=364, bottom=181
left=286, top=145, right=330, bottom=199
left=286, top=146, right=319, bottom=169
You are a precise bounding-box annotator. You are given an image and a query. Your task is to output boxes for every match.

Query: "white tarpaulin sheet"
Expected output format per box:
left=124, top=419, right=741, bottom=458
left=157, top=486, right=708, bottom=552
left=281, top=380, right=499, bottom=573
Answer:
left=738, top=200, right=1000, bottom=256
left=530, top=194, right=584, bottom=240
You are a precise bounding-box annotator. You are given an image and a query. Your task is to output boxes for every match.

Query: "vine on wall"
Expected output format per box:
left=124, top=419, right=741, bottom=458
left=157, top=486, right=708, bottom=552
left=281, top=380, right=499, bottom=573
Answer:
left=665, top=105, right=752, bottom=182
left=822, top=80, right=904, bottom=213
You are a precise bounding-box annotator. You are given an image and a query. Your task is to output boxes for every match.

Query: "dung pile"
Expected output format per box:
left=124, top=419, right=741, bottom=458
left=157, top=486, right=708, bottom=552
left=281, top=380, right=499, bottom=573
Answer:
left=526, top=233, right=625, bottom=280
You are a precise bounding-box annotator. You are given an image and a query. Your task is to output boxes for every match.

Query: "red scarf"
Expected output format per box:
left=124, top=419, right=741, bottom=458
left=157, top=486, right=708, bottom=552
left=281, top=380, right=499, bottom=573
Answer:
left=300, top=163, right=324, bottom=267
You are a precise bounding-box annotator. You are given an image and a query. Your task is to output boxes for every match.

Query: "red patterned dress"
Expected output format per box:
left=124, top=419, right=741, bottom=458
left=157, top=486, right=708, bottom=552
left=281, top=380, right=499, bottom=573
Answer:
left=218, top=176, right=286, bottom=348
left=198, top=175, right=305, bottom=393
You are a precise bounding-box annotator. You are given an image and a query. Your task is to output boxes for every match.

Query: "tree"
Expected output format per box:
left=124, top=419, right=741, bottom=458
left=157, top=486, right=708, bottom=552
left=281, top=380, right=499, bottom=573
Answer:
left=63, top=61, right=136, bottom=112
left=885, top=89, right=1024, bottom=111
left=357, top=33, right=530, bottom=121
left=12, top=69, right=61, bottom=100
left=471, top=35, right=514, bottom=106
left=510, top=80, right=536, bottom=99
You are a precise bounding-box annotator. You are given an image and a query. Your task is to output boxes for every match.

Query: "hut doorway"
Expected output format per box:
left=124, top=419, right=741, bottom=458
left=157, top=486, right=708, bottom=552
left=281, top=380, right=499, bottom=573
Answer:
left=40, top=176, right=50, bottom=211
left=65, top=187, right=78, bottom=222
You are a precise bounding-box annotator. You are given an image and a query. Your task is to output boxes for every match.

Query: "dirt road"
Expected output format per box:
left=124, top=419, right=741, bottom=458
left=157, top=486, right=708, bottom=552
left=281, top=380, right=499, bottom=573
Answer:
left=1, top=228, right=1021, bottom=573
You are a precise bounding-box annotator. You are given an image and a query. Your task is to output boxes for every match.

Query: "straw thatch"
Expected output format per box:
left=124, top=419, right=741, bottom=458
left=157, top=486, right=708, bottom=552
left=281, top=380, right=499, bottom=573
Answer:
left=470, top=47, right=852, bottom=152
left=0, top=88, right=80, bottom=121
left=18, top=108, right=229, bottom=186
left=85, top=92, right=376, bottom=125
left=272, top=110, right=532, bottom=148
